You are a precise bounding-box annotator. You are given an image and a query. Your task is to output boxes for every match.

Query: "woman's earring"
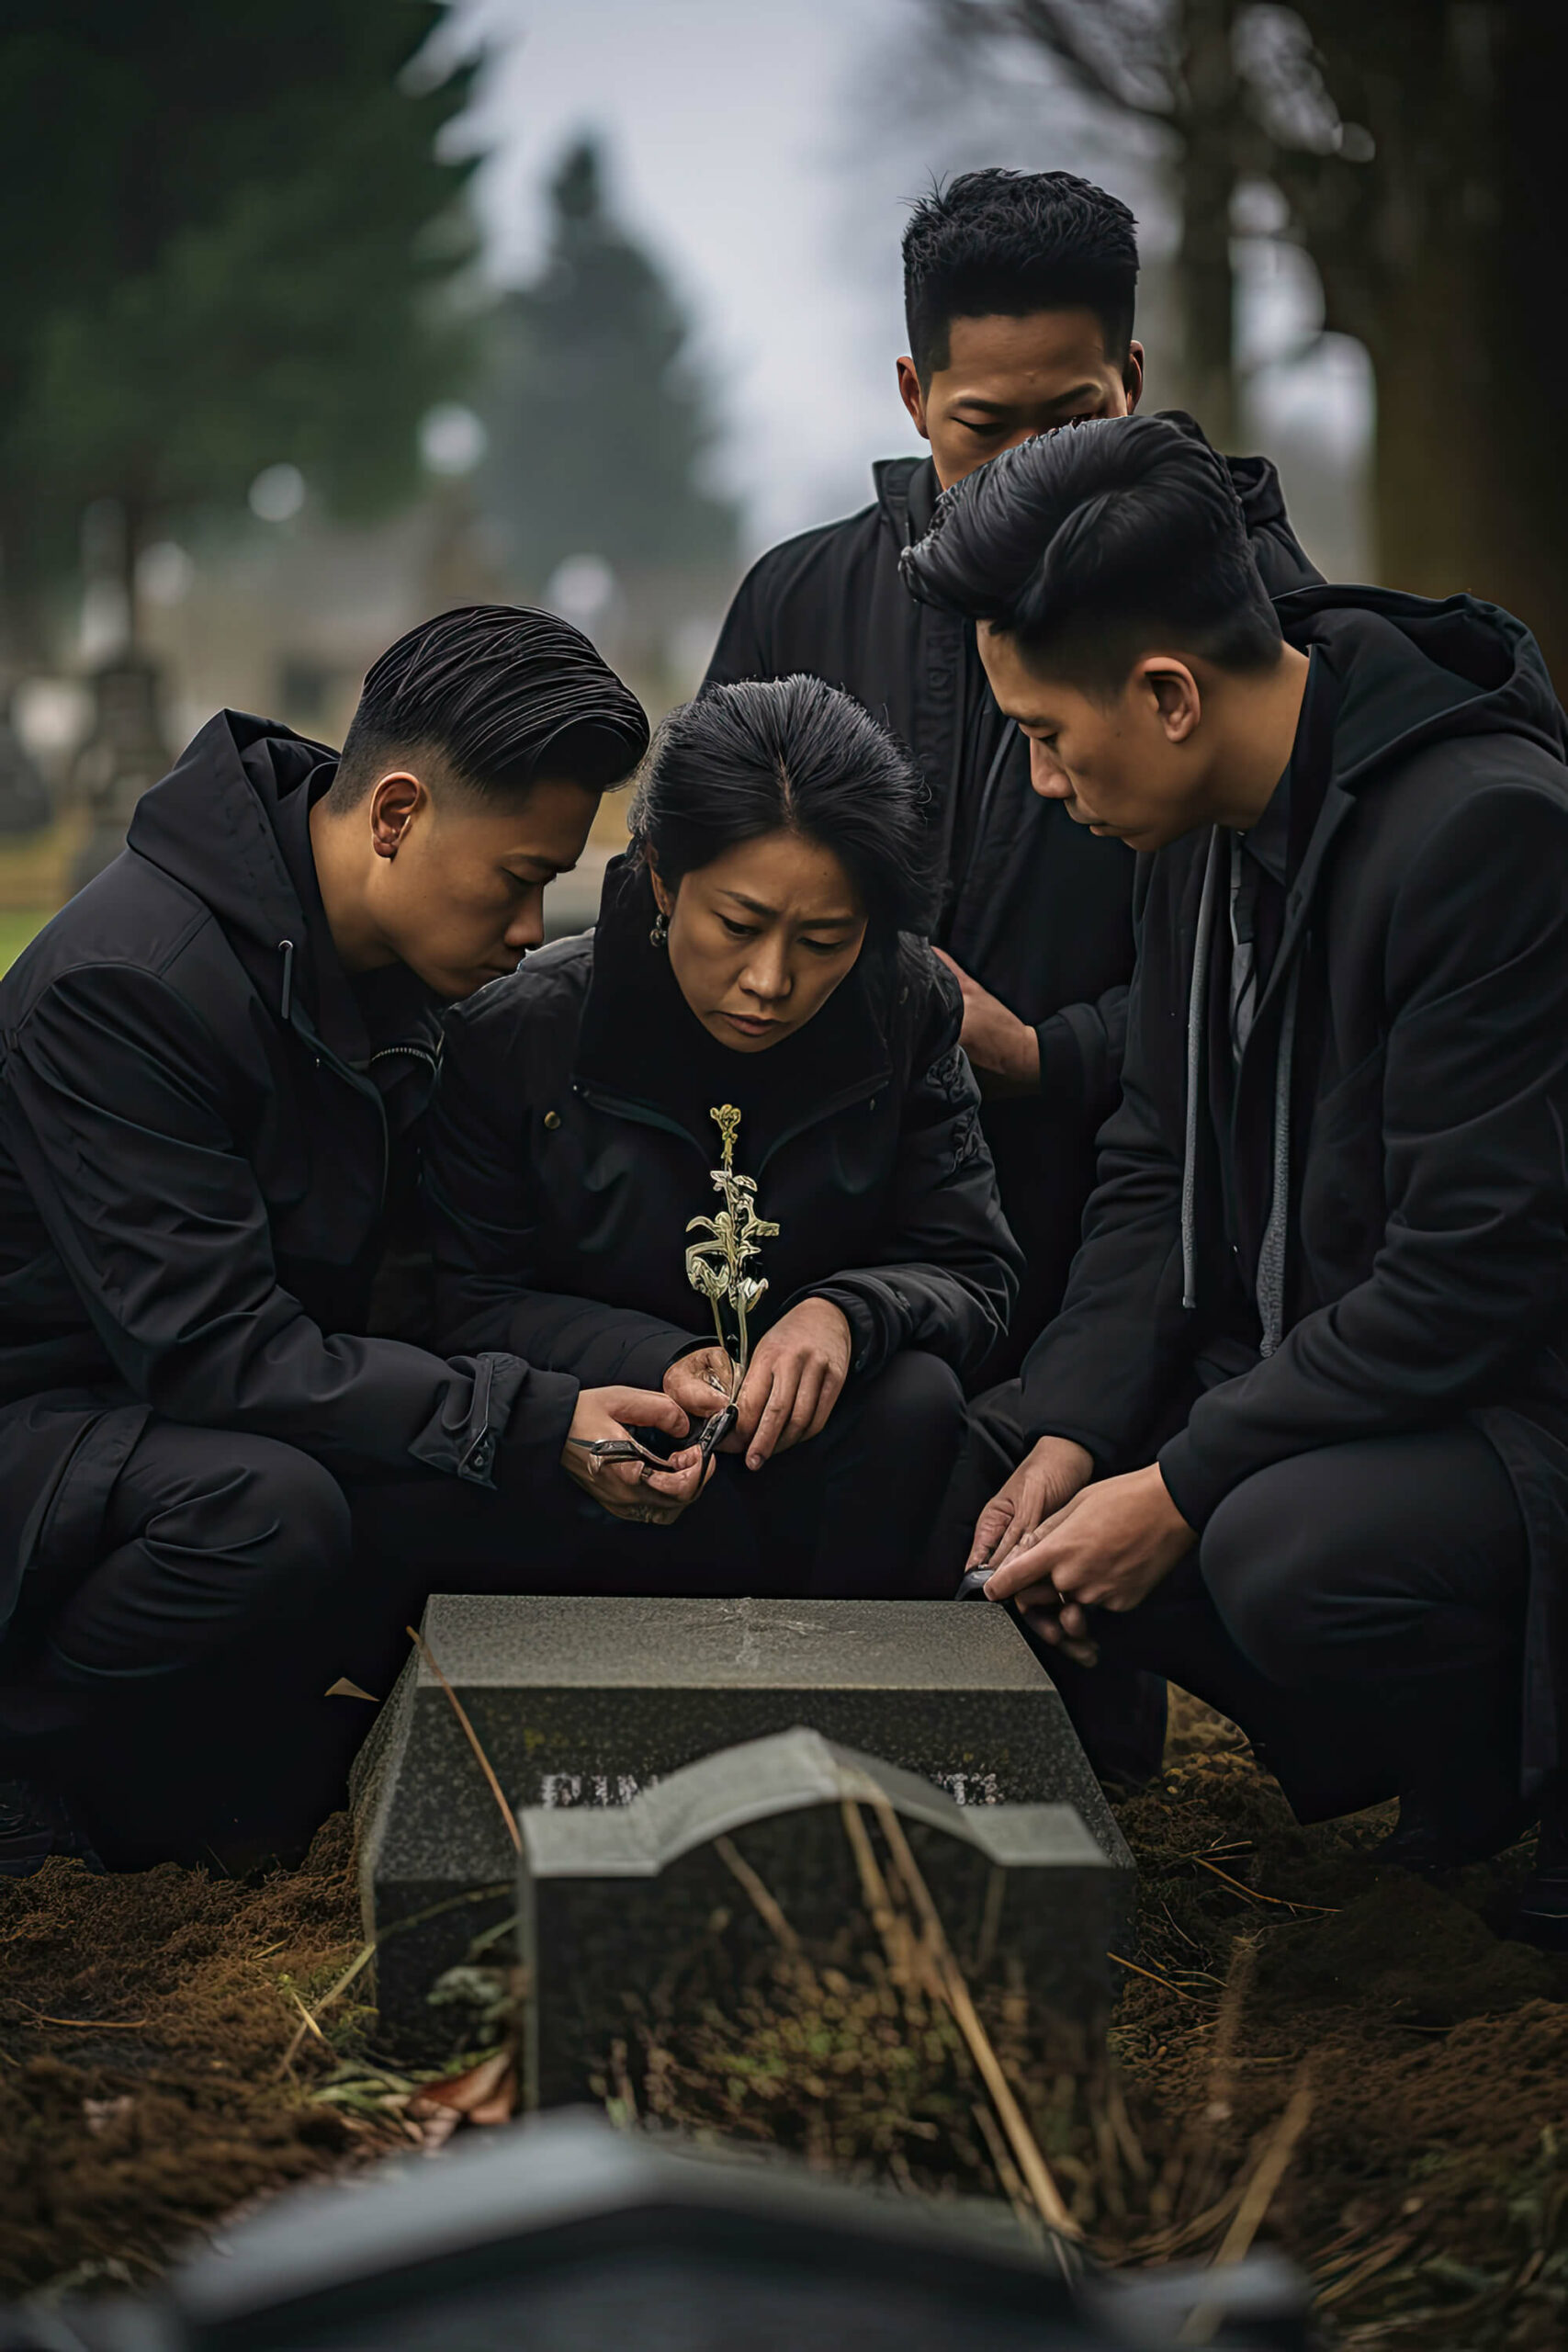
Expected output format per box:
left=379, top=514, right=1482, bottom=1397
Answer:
left=649, top=909, right=670, bottom=950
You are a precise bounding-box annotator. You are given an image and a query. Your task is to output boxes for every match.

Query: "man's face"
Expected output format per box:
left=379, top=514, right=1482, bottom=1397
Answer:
left=367, top=772, right=602, bottom=999
left=979, top=628, right=1210, bottom=855
left=897, top=309, right=1143, bottom=491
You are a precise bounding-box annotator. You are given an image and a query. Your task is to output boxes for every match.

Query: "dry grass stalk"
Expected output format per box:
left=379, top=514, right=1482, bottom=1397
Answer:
left=859, top=1793, right=1079, bottom=2241
left=405, top=1624, right=520, bottom=1855
left=276, top=1941, right=375, bottom=2075
left=715, top=1836, right=802, bottom=1956
left=1179, top=2067, right=1315, bottom=2343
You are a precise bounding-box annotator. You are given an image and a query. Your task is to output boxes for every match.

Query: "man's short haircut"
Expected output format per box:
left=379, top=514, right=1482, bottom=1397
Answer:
left=903, top=169, right=1139, bottom=382
left=629, top=675, right=938, bottom=940
left=900, top=414, right=1284, bottom=690
left=330, top=604, right=649, bottom=808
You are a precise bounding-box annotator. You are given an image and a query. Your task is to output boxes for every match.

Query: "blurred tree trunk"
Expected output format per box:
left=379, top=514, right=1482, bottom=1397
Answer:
left=1283, top=0, right=1568, bottom=678
left=942, top=0, right=1252, bottom=446
left=1175, top=0, right=1241, bottom=449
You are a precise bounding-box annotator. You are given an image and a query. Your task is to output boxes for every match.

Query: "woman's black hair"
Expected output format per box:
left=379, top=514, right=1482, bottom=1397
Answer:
left=628, top=674, right=939, bottom=937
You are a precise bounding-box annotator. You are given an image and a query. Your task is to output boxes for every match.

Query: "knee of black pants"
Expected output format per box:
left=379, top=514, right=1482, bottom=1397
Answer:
left=854, top=1350, right=965, bottom=1461
left=1200, top=1476, right=1335, bottom=1687
left=127, top=1435, right=352, bottom=1634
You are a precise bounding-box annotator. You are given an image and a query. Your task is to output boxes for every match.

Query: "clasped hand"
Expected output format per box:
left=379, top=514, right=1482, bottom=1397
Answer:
left=664, top=1296, right=852, bottom=1471
left=970, top=1436, right=1195, bottom=1650
left=560, top=1385, right=713, bottom=1525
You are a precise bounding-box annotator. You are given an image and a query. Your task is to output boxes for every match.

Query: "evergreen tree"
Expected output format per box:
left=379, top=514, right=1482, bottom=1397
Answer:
left=478, top=138, right=738, bottom=585
left=0, top=0, right=476, bottom=656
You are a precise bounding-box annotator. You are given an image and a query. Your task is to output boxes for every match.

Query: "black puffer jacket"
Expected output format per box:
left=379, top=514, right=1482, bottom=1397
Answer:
left=425, top=860, right=1021, bottom=1387
left=1018, top=588, right=1568, bottom=1777
left=0, top=714, right=578, bottom=1630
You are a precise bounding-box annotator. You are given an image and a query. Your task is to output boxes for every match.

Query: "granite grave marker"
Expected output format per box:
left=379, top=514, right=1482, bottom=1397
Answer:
left=352, top=1592, right=1134, bottom=2052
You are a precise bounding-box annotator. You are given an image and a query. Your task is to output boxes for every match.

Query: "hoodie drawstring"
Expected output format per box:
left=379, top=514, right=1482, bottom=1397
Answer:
left=1181, top=830, right=1222, bottom=1310
left=278, top=939, right=295, bottom=1025
left=1256, top=958, right=1302, bottom=1358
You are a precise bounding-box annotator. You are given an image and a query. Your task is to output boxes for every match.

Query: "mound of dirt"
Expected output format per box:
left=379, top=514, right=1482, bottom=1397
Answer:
left=1, top=1695, right=1563, bottom=2347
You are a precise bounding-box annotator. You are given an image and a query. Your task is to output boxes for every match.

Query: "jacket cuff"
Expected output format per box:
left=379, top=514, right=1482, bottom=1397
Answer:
left=1155, top=1429, right=1227, bottom=1532
left=1034, top=1009, right=1086, bottom=1117
left=614, top=1323, right=707, bottom=1392
left=790, top=1286, right=887, bottom=1381
left=491, top=1363, right=581, bottom=1496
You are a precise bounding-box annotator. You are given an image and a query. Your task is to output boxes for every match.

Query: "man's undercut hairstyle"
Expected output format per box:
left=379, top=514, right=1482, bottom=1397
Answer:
left=900, top=414, right=1284, bottom=690
left=903, top=169, right=1139, bottom=382
left=628, top=674, right=939, bottom=939
left=331, top=604, right=649, bottom=808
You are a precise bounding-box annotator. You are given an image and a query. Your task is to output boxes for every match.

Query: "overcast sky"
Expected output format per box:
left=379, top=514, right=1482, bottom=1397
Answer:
left=445, top=0, right=1370, bottom=563
left=446, top=0, right=1082, bottom=549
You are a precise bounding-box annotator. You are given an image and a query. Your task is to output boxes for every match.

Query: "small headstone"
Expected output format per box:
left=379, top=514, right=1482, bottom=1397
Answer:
left=353, top=1594, right=1134, bottom=2052
left=517, top=1724, right=1126, bottom=2108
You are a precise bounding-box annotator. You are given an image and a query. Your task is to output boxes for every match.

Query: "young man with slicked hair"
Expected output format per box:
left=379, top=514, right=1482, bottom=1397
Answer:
left=707, top=169, right=1320, bottom=1372
left=0, top=605, right=707, bottom=1871
left=906, top=416, right=1568, bottom=1939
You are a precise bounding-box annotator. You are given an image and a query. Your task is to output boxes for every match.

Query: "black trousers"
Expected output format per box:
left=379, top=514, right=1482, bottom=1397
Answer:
left=0, top=1351, right=964, bottom=1850
left=962, top=1380, right=1529, bottom=1822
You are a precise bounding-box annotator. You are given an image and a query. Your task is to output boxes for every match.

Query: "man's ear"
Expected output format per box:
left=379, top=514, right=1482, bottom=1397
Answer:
left=896, top=356, right=930, bottom=440
left=1139, top=658, right=1201, bottom=743
left=1123, top=340, right=1145, bottom=413
left=368, top=773, right=424, bottom=860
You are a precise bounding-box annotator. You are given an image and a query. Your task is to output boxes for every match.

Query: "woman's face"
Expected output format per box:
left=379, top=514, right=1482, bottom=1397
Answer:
left=652, top=829, right=868, bottom=1053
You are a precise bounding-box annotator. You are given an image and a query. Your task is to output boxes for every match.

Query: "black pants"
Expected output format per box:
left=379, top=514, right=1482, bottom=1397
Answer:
left=0, top=1351, right=963, bottom=1850
left=548, top=1349, right=966, bottom=1604
left=962, top=1381, right=1529, bottom=1822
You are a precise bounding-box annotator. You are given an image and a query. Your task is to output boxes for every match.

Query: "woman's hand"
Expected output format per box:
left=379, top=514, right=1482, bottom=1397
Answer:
left=561, top=1385, right=713, bottom=1525
left=732, top=1298, right=853, bottom=1469
left=663, top=1345, right=739, bottom=1432
left=983, top=1464, right=1195, bottom=1644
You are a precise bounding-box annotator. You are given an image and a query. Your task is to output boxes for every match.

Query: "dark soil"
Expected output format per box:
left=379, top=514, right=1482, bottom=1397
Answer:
left=2, top=1696, right=1564, bottom=2345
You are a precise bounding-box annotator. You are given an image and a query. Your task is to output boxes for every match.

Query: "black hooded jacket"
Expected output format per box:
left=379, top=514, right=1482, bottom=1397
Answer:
left=423, top=859, right=1021, bottom=1389
left=1015, top=588, right=1568, bottom=1774
left=705, top=413, right=1322, bottom=1350
left=0, top=713, right=579, bottom=1628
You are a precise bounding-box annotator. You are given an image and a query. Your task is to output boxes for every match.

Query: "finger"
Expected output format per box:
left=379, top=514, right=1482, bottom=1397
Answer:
left=1020, top=1604, right=1062, bottom=1644
left=730, top=1359, right=771, bottom=1442
left=604, top=1387, right=691, bottom=1439
left=986, top=1531, right=1066, bottom=1604
left=774, top=1361, right=825, bottom=1456
left=802, top=1364, right=841, bottom=1444
left=967, top=1497, right=1017, bottom=1572
left=1057, top=1601, right=1090, bottom=1640
left=747, top=1363, right=796, bottom=1468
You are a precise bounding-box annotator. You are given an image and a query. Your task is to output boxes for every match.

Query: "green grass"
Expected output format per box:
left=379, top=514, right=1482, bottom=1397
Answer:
left=0, top=910, right=48, bottom=972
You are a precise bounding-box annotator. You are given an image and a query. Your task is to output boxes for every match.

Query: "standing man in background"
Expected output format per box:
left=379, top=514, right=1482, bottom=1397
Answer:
left=706, top=170, right=1320, bottom=1375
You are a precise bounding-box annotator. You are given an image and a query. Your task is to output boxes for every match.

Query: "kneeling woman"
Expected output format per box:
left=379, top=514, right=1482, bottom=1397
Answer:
left=424, top=675, right=1020, bottom=1596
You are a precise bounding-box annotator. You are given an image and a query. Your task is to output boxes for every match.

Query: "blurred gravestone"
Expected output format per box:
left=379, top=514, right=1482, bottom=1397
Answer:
left=1, top=2109, right=1313, bottom=2351
left=352, top=1594, right=1133, bottom=2054
left=67, top=660, right=172, bottom=892
left=0, top=706, right=49, bottom=834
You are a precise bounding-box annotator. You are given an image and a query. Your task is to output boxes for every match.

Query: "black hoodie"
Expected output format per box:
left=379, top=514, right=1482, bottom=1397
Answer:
left=0, top=713, right=578, bottom=1630
left=1015, top=587, right=1568, bottom=1775
left=705, top=416, right=1322, bottom=1359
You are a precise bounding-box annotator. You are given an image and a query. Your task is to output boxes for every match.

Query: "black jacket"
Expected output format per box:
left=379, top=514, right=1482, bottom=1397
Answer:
left=1018, top=588, right=1568, bottom=1773
left=705, top=412, right=1321, bottom=1354
left=0, top=713, right=578, bottom=1628
left=424, top=860, right=1021, bottom=1389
